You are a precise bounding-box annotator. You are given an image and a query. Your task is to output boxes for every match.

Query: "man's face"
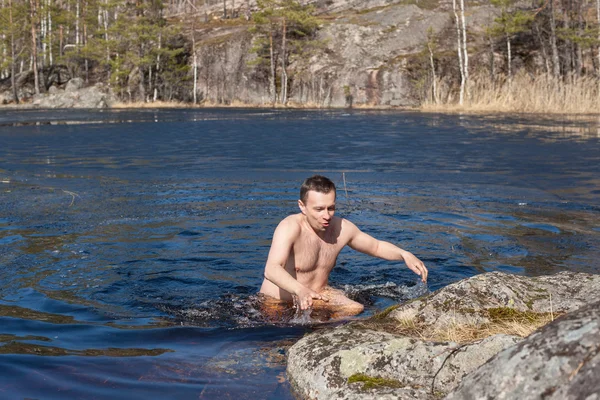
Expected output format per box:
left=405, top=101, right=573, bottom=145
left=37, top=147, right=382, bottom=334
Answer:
left=299, top=190, right=336, bottom=232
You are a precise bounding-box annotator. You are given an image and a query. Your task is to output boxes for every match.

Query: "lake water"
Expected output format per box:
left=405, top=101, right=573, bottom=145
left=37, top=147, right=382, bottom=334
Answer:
left=1, top=108, right=599, bottom=399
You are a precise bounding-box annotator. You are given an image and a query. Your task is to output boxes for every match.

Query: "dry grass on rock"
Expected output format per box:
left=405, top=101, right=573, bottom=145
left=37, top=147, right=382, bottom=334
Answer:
left=367, top=306, right=559, bottom=344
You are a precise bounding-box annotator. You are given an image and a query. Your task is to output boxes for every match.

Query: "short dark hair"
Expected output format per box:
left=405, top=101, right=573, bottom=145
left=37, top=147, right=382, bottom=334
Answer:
left=300, top=175, right=336, bottom=204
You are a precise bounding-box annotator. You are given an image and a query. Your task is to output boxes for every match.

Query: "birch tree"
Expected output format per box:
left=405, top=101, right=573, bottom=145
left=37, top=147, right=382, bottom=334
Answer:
left=452, top=0, right=467, bottom=104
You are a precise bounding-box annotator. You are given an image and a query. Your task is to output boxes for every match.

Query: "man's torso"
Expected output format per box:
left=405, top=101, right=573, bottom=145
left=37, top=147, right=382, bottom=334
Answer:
left=260, top=214, right=349, bottom=300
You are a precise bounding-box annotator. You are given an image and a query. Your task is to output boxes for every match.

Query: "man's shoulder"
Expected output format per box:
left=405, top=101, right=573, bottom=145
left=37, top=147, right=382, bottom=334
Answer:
left=277, top=214, right=303, bottom=232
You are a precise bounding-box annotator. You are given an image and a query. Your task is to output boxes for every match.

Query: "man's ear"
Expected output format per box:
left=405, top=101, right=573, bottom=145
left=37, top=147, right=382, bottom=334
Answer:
left=298, top=199, right=306, bottom=214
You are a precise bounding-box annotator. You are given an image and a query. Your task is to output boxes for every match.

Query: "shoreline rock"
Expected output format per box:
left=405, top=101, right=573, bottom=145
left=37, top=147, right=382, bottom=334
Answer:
left=286, top=271, right=600, bottom=399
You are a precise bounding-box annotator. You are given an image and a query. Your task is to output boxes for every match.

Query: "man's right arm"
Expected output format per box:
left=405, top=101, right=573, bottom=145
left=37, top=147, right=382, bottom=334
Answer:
left=263, top=218, right=326, bottom=310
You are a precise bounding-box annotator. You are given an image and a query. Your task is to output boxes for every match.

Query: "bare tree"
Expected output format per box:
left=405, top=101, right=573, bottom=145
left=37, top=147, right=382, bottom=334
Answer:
left=453, top=0, right=465, bottom=104
left=30, top=0, right=41, bottom=95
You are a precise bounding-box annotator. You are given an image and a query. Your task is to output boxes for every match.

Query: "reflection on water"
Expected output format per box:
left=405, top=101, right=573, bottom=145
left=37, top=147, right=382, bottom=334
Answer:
left=0, top=109, right=599, bottom=399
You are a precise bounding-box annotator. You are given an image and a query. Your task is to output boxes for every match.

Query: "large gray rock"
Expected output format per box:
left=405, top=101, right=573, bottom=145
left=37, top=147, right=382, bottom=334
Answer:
left=390, top=271, right=600, bottom=330
left=64, top=77, right=84, bottom=92
left=287, top=325, right=521, bottom=399
left=32, top=83, right=115, bottom=108
left=287, top=271, right=600, bottom=400
left=446, top=299, right=600, bottom=400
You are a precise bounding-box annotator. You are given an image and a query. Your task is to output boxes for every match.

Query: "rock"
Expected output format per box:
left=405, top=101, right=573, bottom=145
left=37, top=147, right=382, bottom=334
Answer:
left=287, top=271, right=600, bottom=399
left=32, top=83, right=115, bottom=109
left=445, top=299, right=600, bottom=400
left=48, top=86, right=60, bottom=94
left=287, top=325, right=521, bottom=399
left=65, top=78, right=84, bottom=93
left=389, top=271, right=600, bottom=331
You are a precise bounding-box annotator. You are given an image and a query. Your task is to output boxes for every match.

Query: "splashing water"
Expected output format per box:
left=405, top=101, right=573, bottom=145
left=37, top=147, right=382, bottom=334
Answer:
left=163, top=281, right=429, bottom=327
left=343, top=280, right=431, bottom=306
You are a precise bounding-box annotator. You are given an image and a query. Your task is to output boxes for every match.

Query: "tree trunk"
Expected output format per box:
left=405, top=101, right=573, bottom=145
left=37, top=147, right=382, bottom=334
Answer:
left=459, top=0, right=469, bottom=99
left=76, top=0, right=80, bottom=45
left=549, top=0, right=560, bottom=77
left=84, top=23, right=88, bottom=83
left=488, top=34, right=495, bottom=89
left=192, top=25, right=197, bottom=104
left=59, top=24, right=63, bottom=57
left=280, top=18, right=288, bottom=105
left=507, top=33, right=512, bottom=83
left=597, top=0, right=600, bottom=79
left=154, top=33, right=161, bottom=102
left=139, top=67, right=146, bottom=102
left=269, top=29, right=276, bottom=105
left=9, top=0, right=19, bottom=103
left=427, top=40, right=437, bottom=104
left=30, top=0, right=41, bottom=95
left=48, top=0, right=53, bottom=65
left=453, top=0, right=465, bottom=105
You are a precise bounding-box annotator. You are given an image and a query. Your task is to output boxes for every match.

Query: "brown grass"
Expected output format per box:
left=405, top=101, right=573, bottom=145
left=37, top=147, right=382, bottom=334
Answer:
left=111, top=100, right=197, bottom=109
left=422, top=71, right=600, bottom=115
left=369, top=307, right=560, bottom=344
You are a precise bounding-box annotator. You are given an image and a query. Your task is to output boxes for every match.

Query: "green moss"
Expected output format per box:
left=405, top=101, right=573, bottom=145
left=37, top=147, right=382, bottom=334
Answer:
left=486, top=307, right=553, bottom=324
left=348, top=373, right=403, bottom=390
left=371, top=304, right=400, bottom=320
left=399, top=0, right=441, bottom=10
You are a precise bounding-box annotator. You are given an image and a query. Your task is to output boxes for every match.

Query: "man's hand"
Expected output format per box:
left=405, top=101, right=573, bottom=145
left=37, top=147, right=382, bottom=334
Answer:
left=294, top=287, right=329, bottom=310
left=402, top=251, right=428, bottom=283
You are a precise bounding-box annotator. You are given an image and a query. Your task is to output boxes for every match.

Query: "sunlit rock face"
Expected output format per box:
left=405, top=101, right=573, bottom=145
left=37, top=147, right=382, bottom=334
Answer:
left=287, top=326, right=520, bottom=399
left=286, top=271, right=600, bottom=400
left=32, top=80, right=115, bottom=109
left=389, top=271, right=600, bottom=331
left=446, top=299, right=600, bottom=400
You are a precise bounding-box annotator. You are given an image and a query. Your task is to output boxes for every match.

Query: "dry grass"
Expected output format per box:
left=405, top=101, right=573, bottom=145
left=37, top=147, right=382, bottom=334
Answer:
left=422, top=72, right=600, bottom=115
left=111, top=100, right=196, bottom=109
left=371, top=307, right=560, bottom=344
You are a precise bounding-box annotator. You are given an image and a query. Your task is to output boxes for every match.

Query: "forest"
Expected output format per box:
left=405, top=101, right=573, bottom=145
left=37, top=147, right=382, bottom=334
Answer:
left=1, top=0, right=600, bottom=111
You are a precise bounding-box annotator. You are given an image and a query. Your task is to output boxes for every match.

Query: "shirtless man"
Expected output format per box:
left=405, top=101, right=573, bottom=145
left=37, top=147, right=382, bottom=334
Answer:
left=259, top=175, right=428, bottom=317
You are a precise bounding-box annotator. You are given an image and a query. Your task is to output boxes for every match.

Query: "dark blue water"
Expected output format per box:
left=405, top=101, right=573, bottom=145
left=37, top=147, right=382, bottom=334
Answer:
left=1, top=108, right=599, bottom=399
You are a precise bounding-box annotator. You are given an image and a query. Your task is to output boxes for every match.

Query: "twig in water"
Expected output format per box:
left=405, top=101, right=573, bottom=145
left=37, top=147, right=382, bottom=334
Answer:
left=62, top=190, right=80, bottom=207
left=342, top=172, right=348, bottom=199
left=550, top=292, right=554, bottom=321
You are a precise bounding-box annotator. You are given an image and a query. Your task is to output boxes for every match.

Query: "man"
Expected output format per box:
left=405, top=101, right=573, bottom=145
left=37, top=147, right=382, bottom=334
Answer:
left=259, top=175, right=428, bottom=318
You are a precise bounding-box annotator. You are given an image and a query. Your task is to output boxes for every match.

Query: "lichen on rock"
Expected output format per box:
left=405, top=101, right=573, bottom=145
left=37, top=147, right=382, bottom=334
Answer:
left=286, top=271, right=600, bottom=400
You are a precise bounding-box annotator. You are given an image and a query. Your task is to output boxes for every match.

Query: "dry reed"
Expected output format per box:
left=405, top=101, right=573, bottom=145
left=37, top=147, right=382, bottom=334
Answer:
left=423, top=72, right=600, bottom=114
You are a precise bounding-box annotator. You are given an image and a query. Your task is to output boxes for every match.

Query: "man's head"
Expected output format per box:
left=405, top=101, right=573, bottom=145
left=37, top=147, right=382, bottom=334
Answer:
left=299, top=175, right=336, bottom=233
left=299, top=175, right=336, bottom=204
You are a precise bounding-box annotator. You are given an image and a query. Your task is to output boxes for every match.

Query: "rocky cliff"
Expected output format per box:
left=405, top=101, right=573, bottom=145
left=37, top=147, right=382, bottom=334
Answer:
left=192, top=0, right=500, bottom=108
left=0, top=0, right=506, bottom=108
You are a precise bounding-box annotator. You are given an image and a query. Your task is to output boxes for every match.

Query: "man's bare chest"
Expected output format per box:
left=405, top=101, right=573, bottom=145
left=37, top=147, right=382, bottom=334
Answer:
left=292, top=234, right=342, bottom=271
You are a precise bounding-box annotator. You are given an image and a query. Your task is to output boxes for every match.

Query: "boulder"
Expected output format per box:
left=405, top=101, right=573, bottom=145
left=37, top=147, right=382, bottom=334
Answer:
left=287, top=326, right=521, bottom=399
left=287, top=271, right=600, bottom=399
left=65, top=77, right=84, bottom=93
left=389, top=271, right=600, bottom=331
left=446, top=299, right=600, bottom=400
left=32, top=83, right=115, bottom=108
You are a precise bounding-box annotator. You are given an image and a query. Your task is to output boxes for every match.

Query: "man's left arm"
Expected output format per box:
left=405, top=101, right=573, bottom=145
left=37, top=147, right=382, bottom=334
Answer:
left=345, top=219, right=428, bottom=282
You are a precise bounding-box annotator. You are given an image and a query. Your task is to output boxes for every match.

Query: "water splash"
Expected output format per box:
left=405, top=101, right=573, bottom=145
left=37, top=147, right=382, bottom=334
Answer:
left=343, top=280, right=430, bottom=305
left=162, top=281, right=430, bottom=328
